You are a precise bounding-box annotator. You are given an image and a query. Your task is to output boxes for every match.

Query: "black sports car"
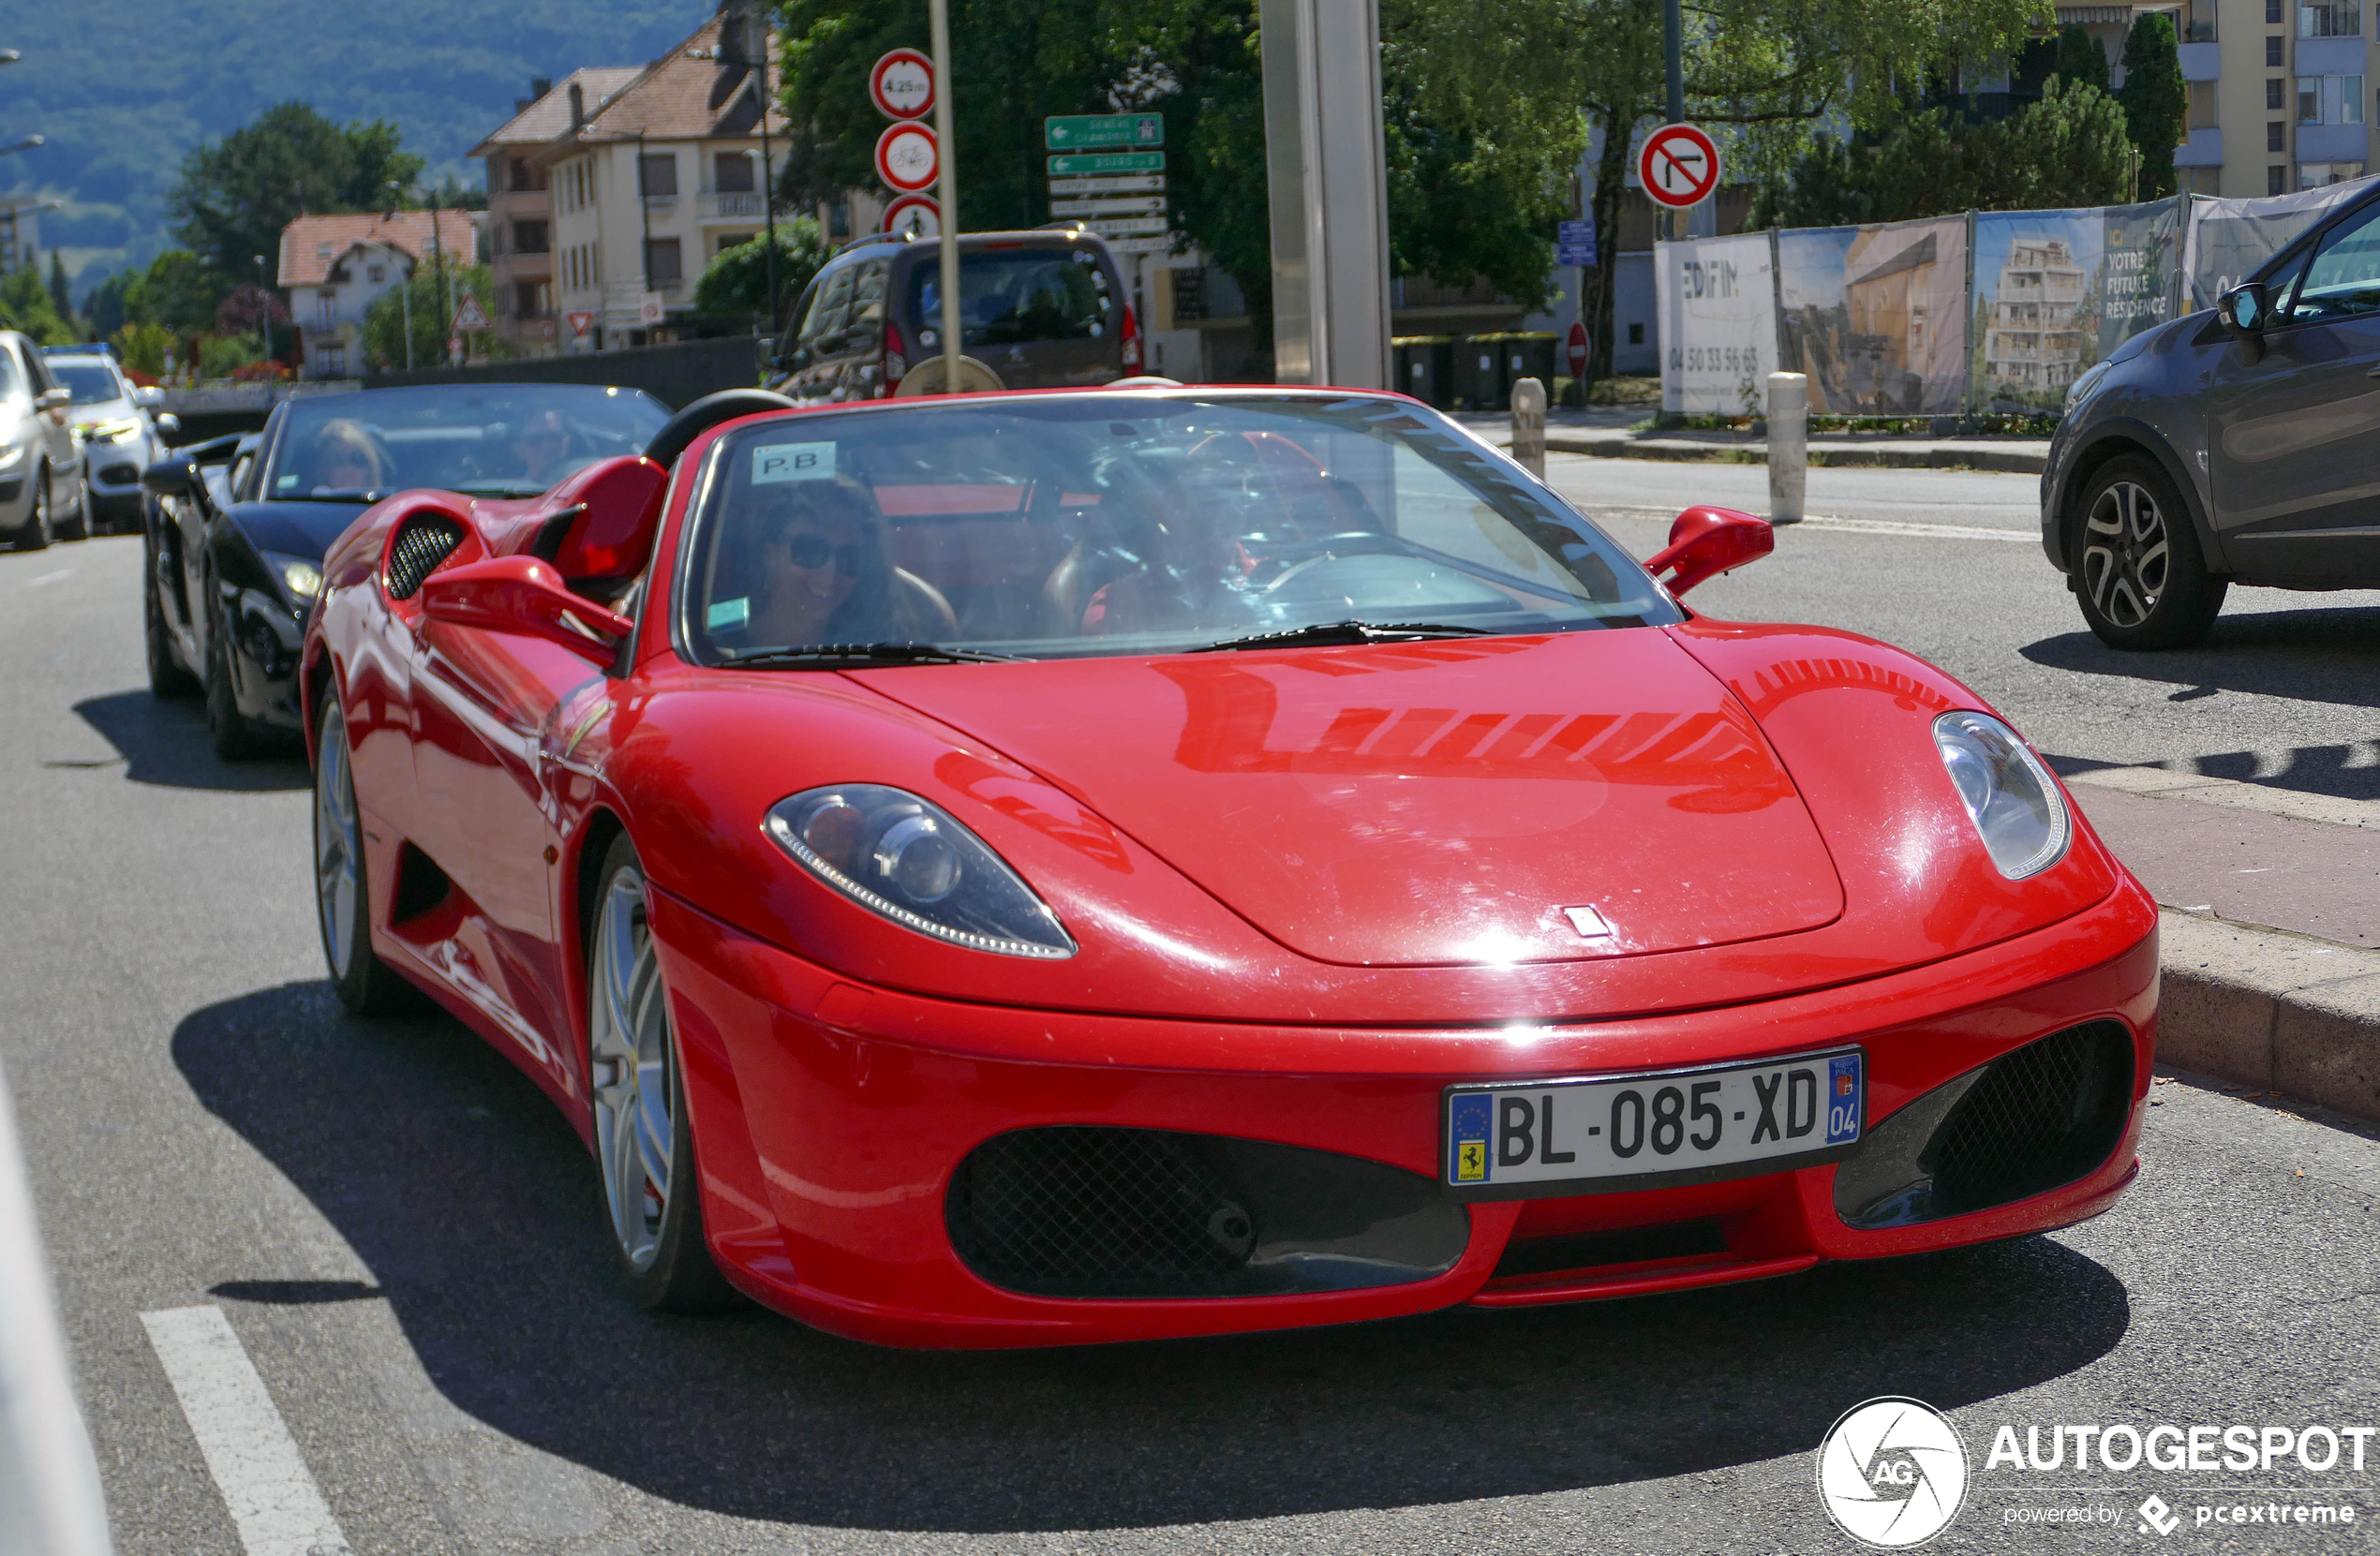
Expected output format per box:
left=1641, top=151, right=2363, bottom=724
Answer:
left=142, top=383, right=672, bottom=757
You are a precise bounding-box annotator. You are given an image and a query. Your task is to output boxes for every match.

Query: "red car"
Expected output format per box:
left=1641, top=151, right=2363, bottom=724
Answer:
left=301, top=385, right=2156, bottom=1348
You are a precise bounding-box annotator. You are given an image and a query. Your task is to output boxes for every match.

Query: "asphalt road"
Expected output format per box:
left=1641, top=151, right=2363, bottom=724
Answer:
left=5, top=531, right=2378, bottom=1555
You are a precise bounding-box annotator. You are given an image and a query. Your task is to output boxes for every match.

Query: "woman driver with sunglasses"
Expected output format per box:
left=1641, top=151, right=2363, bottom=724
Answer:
left=739, top=477, right=897, bottom=648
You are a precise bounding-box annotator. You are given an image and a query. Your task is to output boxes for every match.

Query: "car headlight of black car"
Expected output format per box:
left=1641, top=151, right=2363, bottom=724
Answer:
left=765, top=785, right=1078, bottom=958
left=260, top=551, right=323, bottom=605
left=1932, top=711, right=2071, bottom=880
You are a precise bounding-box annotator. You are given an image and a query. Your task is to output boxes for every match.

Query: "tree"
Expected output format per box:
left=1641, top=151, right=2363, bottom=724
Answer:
left=168, top=102, right=424, bottom=284
left=0, top=267, right=74, bottom=346
left=112, top=321, right=174, bottom=377
left=364, top=261, right=498, bottom=371
left=133, top=251, right=234, bottom=334
left=693, top=219, right=831, bottom=323
left=2117, top=12, right=2186, bottom=199
left=1750, top=79, right=2135, bottom=227
left=2054, top=23, right=2111, bottom=95
left=47, top=252, right=77, bottom=334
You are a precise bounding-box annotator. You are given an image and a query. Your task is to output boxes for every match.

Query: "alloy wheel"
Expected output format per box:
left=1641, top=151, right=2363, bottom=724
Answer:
left=314, top=703, right=362, bottom=979
left=590, top=867, right=674, bottom=1272
left=2080, top=480, right=2168, bottom=630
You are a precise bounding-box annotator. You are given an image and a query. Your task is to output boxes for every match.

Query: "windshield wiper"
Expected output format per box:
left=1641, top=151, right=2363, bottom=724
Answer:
left=721, top=642, right=1025, bottom=669
left=1191, top=619, right=1495, bottom=653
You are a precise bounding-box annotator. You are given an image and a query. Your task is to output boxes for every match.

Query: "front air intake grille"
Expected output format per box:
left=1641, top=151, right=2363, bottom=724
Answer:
left=1928, top=1021, right=2132, bottom=1215
left=384, top=516, right=465, bottom=600
left=946, top=1126, right=1470, bottom=1299
left=1834, top=1020, right=2135, bottom=1229
left=100, top=462, right=141, bottom=484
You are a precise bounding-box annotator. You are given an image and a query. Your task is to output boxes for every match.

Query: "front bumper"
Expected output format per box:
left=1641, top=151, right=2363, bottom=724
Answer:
left=648, top=876, right=2159, bottom=1349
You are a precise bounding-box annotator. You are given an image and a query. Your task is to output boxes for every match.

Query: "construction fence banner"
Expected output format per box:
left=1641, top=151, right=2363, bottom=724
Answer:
left=1654, top=174, right=2380, bottom=416
left=1655, top=232, right=1777, bottom=412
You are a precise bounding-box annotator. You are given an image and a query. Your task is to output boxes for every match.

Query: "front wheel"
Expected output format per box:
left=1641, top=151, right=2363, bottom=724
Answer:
left=205, top=605, right=270, bottom=760
left=146, top=551, right=200, bottom=698
left=14, top=464, right=51, bottom=551
left=2072, top=454, right=2227, bottom=650
left=587, top=833, right=738, bottom=1312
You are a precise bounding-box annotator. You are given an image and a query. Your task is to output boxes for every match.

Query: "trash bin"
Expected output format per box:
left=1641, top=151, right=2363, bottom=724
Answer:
left=1451, top=337, right=1504, bottom=410
left=1393, top=336, right=1456, bottom=408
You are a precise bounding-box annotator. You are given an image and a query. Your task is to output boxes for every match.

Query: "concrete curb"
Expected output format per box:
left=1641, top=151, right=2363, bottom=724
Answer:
left=2156, top=909, right=2380, bottom=1122
left=1543, top=435, right=2047, bottom=474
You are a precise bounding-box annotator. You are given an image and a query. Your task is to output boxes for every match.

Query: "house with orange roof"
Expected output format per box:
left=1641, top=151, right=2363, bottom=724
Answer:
left=471, top=67, right=643, bottom=359
left=528, top=0, right=792, bottom=350
left=278, top=209, right=483, bottom=378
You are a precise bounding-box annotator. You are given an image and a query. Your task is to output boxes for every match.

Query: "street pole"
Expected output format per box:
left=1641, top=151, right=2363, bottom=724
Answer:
left=1258, top=0, right=1392, bottom=388
left=929, top=0, right=961, bottom=394
left=1662, top=0, right=1685, bottom=243
left=253, top=255, right=268, bottom=357
left=755, top=22, right=777, bottom=333
left=428, top=186, right=450, bottom=357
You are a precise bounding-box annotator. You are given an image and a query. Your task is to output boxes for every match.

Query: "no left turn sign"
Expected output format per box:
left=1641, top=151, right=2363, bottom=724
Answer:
left=1639, top=123, right=1720, bottom=210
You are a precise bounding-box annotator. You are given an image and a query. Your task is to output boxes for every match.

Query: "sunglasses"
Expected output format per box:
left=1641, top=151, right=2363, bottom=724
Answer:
left=781, top=532, right=869, bottom=573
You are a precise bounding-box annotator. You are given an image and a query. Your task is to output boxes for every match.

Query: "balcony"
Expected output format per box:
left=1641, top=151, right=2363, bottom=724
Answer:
left=2175, top=126, right=2225, bottom=168
left=2298, top=36, right=2367, bottom=73
left=2299, top=121, right=2370, bottom=160
left=2179, top=41, right=2221, bottom=81
left=700, top=191, right=766, bottom=222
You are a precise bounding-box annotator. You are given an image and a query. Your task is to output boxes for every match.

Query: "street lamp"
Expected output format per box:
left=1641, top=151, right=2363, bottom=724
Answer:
left=0, top=134, right=44, bottom=156
left=0, top=50, right=22, bottom=66
left=253, top=255, right=270, bottom=354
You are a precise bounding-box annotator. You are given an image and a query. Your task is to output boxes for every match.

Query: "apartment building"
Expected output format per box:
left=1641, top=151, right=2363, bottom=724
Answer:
left=470, top=68, right=641, bottom=358
left=277, top=210, right=483, bottom=379
left=533, top=0, right=787, bottom=351
left=2135, top=0, right=2379, bottom=195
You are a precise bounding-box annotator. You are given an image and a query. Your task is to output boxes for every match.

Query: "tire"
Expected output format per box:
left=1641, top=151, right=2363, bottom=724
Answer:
left=204, top=603, right=270, bottom=760
left=313, top=685, right=421, bottom=1015
left=586, top=833, right=739, bottom=1313
left=2071, top=454, right=2227, bottom=650
left=56, top=476, right=89, bottom=542
left=14, top=464, right=51, bottom=551
left=145, top=550, right=201, bottom=698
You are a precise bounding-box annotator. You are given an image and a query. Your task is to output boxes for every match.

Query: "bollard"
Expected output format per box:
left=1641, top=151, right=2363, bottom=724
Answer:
left=1510, top=377, right=1547, bottom=479
left=1766, top=371, right=1807, bottom=525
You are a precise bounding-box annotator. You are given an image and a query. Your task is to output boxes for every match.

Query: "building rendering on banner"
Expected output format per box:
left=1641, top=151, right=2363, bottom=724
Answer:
left=1984, top=235, right=2090, bottom=395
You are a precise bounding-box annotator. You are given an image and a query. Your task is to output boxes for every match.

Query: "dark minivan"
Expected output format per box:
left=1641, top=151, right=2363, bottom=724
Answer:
left=773, top=226, right=1141, bottom=403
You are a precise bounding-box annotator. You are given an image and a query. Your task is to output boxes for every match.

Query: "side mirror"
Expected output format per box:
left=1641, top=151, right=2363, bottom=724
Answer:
left=2219, top=282, right=2269, bottom=334
left=141, top=457, right=201, bottom=499
left=418, top=556, right=633, bottom=666
left=1646, top=505, right=1774, bottom=598
left=36, top=387, right=69, bottom=412
left=152, top=412, right=182, bottom=437
left=134, top=385, right=164, bottom=408
left=528, top=455, right=670, bottom=583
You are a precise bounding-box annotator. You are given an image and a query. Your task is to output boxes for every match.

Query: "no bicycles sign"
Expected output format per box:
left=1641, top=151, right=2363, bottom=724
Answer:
left=1640, top=123, right=1721, bottom=210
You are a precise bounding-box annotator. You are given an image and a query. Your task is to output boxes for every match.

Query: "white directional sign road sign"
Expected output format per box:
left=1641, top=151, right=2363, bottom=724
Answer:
left=1048, top=174, right=1167, bottom=196
left=1082, top=215, right=1169, bottom=237
left=1050, top=195, right=1168, bottom=217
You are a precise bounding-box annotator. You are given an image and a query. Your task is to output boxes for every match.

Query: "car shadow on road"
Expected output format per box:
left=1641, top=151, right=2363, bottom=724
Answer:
left=173, top=982, right=2133, bottom=1534
left=2024, top=599, right=2380, bottom=717
left=71, top=689, right=305, bottom=793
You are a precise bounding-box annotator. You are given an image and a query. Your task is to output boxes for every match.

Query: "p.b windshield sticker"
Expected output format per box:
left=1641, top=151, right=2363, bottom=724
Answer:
left=752, top=441, right=837, bottom=484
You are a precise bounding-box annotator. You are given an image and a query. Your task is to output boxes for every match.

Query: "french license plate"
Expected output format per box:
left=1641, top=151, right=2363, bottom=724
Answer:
left=1442, top=1048, right=1865, bottom=1197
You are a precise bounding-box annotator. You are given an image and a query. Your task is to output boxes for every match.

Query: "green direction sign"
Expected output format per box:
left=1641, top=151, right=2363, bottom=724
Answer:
left=1048, top=151, right=1165, bottom=176
left=1044, top=113, right=1163, bottom=150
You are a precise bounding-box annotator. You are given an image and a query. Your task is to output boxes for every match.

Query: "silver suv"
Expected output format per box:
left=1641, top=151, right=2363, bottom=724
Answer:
left=43, top=348, right=173, bottom=534
left=0, top=332, right=89, bottom=550
left=2045, top=184, right=2380, bottom=648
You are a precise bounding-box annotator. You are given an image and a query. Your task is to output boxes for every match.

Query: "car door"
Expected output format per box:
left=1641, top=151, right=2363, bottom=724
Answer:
left=2206, top=197, right=2380, bottom=585
left=788, top=263, right=858, bottom=403
left=14, top=343, right=77, bottom=510
left=403, top=598, right=600, bottom=1092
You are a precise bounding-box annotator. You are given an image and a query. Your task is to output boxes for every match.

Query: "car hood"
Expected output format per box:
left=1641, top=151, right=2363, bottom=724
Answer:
left=227, top=499, right=377, bottom=558
left=854, top=629, right=1845, bottom=968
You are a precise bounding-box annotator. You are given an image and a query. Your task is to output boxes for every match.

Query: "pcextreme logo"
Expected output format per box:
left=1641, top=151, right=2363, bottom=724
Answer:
left=1816, top=1397, right=1971, bottom=1549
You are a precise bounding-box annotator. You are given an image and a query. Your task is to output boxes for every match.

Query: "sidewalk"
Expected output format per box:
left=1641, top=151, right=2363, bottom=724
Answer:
left=1453, top=409, right=2053, bottom=474
left=2062, top=768, right=2380, bottom=1122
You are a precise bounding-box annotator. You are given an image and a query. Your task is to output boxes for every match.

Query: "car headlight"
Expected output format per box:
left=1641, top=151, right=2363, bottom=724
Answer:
left=0, top=440, right=23, bottom=469
left=765, top=784, right=1077, bottom=958
left=2063, top=362, right=2110, bottom=413
left=1932, top=712, right=2071, bottom=880
left=75, top=417, right=141, bottom=444
left=262, top=551, right=323, bottom=603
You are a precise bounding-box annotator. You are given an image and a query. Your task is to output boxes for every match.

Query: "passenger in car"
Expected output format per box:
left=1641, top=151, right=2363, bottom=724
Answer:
left=305, top=420, right=391, bottom=494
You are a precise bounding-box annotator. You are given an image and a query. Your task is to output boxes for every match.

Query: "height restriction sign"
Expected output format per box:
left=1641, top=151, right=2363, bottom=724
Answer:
left=1638, top=123, right=1720, bottom=209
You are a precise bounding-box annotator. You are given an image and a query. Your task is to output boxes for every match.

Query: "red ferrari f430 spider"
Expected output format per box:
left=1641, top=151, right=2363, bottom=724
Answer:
left=300, top=385, right=2156, bottom=1347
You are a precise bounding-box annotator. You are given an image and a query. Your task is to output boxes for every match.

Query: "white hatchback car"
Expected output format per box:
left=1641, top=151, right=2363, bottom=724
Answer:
left=0, top=333, right=87, bottom=550
left=44, top=348, right=173, bottom=535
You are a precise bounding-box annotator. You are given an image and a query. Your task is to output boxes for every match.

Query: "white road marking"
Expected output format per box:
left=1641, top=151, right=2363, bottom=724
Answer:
left=24, top=568, right=74, bottom=586
left=140, top=1305, right=351, bottom=1556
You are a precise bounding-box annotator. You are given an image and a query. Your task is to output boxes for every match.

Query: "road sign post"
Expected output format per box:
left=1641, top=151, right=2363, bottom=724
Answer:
left=1258, top=0, right=1391, bottom=389
left=929, top=0, right=961, bottom=395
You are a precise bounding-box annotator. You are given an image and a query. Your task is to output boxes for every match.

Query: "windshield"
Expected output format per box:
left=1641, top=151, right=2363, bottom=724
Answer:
left=52, top=361, right=126, bottom=407
left=263, top=384, right=671, bottom=501
left=908, top=247, right=1114, bottom=347
left=680, top=393, right=1677, bottom=664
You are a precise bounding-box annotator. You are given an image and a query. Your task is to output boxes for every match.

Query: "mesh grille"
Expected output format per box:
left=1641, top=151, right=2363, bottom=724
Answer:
left=384, top=516, right=465, bottom=600
left=1930, top=1021, right=2130, bottom=1215
left=100, top=462, right=141, bottom=484
left=947, top=1128, right=1257, bottom=1297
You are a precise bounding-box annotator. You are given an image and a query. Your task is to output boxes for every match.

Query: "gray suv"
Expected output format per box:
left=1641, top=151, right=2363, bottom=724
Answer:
left=0, top=332, right=89, bottom=549
left=2045, top=183, right=2380, bottom=648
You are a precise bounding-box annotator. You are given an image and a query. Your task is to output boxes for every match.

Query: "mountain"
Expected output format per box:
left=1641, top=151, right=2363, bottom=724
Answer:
left=0, top=0, right=706, bottom=298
